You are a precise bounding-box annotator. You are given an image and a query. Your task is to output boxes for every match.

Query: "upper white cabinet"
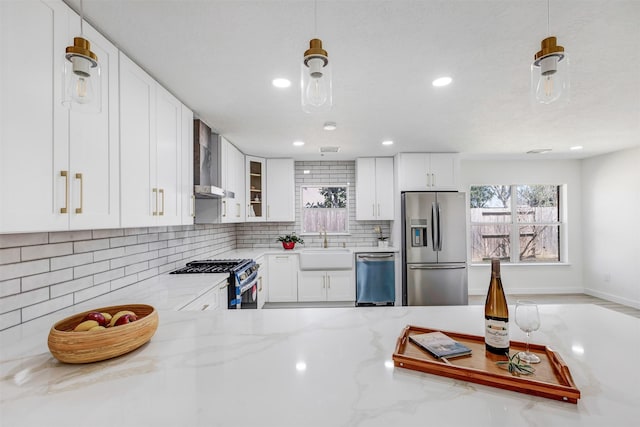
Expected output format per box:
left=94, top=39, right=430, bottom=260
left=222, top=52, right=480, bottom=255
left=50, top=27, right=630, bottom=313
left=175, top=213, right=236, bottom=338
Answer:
left=246, top=156, right=266, bottom=222
left=219, top=137, right=245, bottom=223
left=355, top=157, right=394, bottom=221
left=397, top=153, right=460, bottom=191
left=120, top=53, right=190, bottom=228
left=266, top=158, right=295, bottom=222
left=180, top=105, right=194, bottom=224
left=0, top=1, right=119, bottom=233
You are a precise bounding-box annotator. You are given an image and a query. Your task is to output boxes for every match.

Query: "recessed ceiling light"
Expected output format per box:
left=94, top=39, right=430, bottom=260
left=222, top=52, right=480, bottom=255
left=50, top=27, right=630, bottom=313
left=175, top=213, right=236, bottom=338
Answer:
left=432, top=76, right=453, bottom=87
left=527, top=148, right=552, bottom=154
left=570, top=145, right=583, bottom=151
left=323, top=122, right=337, bottom=131
left=382, top=140, right=394, bottom=146
left=272, top=78, right=291, bottom=88
left=292, top=140, right=305, bottom=146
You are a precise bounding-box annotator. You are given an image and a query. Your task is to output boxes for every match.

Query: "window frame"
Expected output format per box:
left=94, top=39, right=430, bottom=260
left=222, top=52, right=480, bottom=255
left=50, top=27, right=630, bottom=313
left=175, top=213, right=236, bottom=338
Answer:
left=469, top=184, right=565, bottom=264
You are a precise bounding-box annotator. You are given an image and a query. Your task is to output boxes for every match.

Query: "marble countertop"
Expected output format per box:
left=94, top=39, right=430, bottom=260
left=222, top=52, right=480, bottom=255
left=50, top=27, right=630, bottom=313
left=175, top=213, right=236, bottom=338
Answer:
left=1, top=304, right=639, bottom=426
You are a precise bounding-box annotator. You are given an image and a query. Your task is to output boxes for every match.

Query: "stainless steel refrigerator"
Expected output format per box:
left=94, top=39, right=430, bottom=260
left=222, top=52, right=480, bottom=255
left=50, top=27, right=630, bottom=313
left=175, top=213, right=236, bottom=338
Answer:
left=402, top=192, right=468, bottom=306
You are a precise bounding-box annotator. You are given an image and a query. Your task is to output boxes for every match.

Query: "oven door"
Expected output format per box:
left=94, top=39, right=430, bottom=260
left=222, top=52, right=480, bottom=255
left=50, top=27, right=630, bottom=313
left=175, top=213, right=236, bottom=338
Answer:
left=228, top=271, right=259, bottom=309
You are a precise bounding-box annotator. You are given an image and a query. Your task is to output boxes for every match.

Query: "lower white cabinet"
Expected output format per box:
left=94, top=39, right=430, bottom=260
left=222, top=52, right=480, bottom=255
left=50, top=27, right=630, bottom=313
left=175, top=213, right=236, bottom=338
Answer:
left=256, top=256, right=267, bottom=309
left=180, top=285, right=221, bottom=311
left=267, top=254, right=298, bottom=302
left=297, top=270, right=355, bottom=302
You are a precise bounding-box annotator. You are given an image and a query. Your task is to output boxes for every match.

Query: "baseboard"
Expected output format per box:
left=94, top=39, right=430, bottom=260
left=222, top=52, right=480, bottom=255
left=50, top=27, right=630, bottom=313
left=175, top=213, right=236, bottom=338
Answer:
left=584, top=288, right=640, bottom=309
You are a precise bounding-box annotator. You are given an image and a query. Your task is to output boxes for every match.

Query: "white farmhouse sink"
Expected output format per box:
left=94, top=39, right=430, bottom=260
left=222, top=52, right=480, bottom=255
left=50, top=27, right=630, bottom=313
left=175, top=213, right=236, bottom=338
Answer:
left=298, top=248, right=354, bottom=270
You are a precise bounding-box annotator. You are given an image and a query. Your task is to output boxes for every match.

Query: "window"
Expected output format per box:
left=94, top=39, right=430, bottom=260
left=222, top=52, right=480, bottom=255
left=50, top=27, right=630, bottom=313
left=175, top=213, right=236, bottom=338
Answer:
left=470, top=185, right=562, bottom=263
left=301, top=185, right=348, bottom=234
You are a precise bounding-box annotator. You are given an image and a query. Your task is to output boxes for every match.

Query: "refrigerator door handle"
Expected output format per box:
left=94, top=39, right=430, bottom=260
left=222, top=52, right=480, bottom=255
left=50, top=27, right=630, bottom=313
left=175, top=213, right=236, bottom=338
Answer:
left=437, top=202, right=443, bottom=251
left=408, top=265, right=466, bottom=270
left=431, top=202, right=437, bottom=249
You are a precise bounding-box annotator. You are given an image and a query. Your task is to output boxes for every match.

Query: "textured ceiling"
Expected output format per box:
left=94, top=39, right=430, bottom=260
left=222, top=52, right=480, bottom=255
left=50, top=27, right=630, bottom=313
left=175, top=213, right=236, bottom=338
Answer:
left=66, top=0, right=640, bottom=160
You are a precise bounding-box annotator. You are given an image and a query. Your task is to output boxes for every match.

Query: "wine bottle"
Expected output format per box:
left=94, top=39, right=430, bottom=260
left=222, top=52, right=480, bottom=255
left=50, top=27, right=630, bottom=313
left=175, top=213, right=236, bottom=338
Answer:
left=484, top=258, right=509, bottom=355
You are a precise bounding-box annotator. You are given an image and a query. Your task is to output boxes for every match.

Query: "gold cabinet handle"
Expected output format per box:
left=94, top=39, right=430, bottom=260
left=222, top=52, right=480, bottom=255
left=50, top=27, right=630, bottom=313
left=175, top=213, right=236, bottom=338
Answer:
left=222, top=200, right=227, bottom=217
left=191, top=195, right=196, bottom=218
left=74, top=173, right=83, bottom=214
left=201, top=304, right=209, bottom=311
left=60, top=171, right=69, bottom=214
left=159, top=188, right=165, bottom=216
left=258, top=276, right=263, bottom=292
left=236, top=202, right=240, bottom=217
left=152, top=188, right=158, bottom=216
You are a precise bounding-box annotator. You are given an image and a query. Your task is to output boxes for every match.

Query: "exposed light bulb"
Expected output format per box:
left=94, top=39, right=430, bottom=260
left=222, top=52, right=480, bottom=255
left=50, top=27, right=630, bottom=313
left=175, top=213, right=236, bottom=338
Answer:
left=63, top=37, right=101, bottom=112
left=531, top=37, right=569, bottom=106
left=301, top=39, right=332, bottom=113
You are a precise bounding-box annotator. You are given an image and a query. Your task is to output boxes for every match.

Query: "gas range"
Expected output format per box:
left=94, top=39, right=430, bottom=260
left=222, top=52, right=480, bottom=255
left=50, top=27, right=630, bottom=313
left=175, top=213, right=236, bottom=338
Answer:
left=171, top=259, right=259, bottom=309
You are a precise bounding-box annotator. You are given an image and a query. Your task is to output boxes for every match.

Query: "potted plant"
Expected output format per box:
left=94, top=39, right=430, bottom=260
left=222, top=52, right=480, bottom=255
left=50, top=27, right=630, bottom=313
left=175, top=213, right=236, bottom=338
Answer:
left=374, top=226, right=389, bottom=248
left=277, top=232, right=304, bottom=250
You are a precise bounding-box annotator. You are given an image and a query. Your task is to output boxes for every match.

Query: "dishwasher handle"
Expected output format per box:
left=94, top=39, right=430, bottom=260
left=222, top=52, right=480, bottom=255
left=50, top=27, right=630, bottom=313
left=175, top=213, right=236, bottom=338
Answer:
left=357, top=253, right=395, bottom=260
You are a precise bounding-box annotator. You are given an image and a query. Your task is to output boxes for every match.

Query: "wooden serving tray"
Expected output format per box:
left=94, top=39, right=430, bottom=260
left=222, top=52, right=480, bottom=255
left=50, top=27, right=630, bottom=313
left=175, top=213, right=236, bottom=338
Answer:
left=392, top=325, right=580, bottom=403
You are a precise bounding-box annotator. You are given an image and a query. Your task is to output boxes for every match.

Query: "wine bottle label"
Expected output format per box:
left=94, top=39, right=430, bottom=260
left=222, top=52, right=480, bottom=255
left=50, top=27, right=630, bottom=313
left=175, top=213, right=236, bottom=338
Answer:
left=485, top=318, right=509, bottom=348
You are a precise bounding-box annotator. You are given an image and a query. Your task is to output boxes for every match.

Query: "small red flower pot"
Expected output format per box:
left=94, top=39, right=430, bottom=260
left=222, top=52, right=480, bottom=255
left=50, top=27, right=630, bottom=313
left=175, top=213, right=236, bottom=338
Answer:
left=282, top=241, right=295, bottom=250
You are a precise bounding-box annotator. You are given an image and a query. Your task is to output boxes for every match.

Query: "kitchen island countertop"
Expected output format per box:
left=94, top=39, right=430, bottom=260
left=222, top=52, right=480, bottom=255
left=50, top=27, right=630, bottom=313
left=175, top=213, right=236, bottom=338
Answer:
left=1, top=304, right=639, bottom=426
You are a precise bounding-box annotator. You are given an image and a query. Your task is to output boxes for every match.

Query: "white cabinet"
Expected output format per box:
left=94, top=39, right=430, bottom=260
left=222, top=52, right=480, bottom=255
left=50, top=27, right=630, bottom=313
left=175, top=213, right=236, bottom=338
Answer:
left=0, top=1, right=119, bottom=233
left=356, top=157, right=394, bottom=221
left=397, top=153, right=460, bottom=191
left=180, top=285, right=221, bottom=311
left=218, top=137, right=245, bottom=223
left=267, top=254, right=298, bottom=302
left=246, top=156, right=266, bottom=222
left=297, top=270, right=355, bottom=302
left=266, top=158, right=295, bottom=222
left=120, top=53, right=187, bottom=228
left=256, top=256, right=267, bottom=309
left=180, top=105, right=195, bottom=224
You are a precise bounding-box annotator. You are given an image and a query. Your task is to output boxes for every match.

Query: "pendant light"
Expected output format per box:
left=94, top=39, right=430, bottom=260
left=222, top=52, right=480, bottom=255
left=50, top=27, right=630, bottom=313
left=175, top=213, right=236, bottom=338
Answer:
left=301, top=1, right=332, bottom=113
left=531, top=0, right=569, bottom=105
left=62, top=0, right=101, bottom=113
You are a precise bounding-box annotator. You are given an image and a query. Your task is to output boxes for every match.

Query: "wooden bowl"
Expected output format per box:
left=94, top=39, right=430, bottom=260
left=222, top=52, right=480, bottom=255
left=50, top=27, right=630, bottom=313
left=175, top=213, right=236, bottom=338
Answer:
left=47, top=304, right=158, bottom=364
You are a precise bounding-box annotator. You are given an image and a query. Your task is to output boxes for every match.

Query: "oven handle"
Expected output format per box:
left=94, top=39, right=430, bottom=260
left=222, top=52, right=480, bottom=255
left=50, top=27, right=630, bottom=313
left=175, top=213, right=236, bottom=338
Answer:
left=239, top=276, right=259, bottom=294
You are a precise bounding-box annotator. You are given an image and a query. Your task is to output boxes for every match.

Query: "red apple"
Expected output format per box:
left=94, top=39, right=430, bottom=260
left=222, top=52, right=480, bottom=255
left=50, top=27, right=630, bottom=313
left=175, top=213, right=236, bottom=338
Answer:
left=113, top=313, right=137, bottom=326
left=82, top=311, right=107, bottom=327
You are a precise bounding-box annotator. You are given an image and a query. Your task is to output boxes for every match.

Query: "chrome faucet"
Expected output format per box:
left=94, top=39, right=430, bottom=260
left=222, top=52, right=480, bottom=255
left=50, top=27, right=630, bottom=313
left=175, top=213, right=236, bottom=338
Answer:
left=321, top=229, right=328, bottom=248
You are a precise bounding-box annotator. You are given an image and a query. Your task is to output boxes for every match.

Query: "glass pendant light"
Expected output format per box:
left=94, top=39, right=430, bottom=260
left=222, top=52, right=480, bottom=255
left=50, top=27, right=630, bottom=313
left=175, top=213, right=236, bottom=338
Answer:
left=62, top=0, right=101, bottom=113
left=301, top=1, right=332, bottom=113
left=531, top=1, right=569, bottom=105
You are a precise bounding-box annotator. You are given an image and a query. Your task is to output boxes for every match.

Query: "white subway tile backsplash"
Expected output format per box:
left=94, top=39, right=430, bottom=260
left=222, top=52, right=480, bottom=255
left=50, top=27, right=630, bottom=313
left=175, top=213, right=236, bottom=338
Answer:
left=124, top=261, right=149, bottom=276
left=109, top=235, right=138, bottom=248
left=137, top=267, right=159, bottom=282
left=124, top=243, right=150, bottom=255
left=93, top=267, right=125, bottom=285
left=93, top=247, right=126, bottom=262
left=0, top=248, right=20, bottom=265
left=51, top=276, right=93, bottom=298
left=50, top=252, right=93, bottom=271
left=0, top=279, right=20, bottom=298
left=74, top=282, right=111, bottom=304
left=92, top=229, right=125, bottom=239
left=48, top=230, right=92, bottom=244
left=0, top=232, right=48, bottom=249
left=0, top=259, right=50, bottom=282
left=22, top=294, right=73, bottom=322
left=21, top=269, right=73, bottom=292
left=73, top=238, right=110, bottom=253
left=110, top=273, right=138, bottom=290
left=73, top=260, right=111, bottom=279
left=21, top=242, right=73, bottom=261
left=0, top=310, right=21, bottom=330
left=0, top=288, right=49, bottom=314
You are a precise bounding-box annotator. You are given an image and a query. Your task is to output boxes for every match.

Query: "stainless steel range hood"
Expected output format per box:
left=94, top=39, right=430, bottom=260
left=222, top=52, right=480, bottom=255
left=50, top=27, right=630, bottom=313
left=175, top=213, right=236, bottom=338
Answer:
left=193, top=119, right=234, bottom=199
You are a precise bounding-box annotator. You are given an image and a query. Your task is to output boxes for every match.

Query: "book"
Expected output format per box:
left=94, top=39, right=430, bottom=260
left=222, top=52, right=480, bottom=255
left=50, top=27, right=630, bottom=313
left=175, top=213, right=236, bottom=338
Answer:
left=409, top=331, right=472, bottom=359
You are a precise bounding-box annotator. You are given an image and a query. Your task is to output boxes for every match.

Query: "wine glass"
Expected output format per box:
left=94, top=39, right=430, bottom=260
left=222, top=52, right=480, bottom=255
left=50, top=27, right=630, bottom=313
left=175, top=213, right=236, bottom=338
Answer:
left=515, top=300, right=541, bottom=364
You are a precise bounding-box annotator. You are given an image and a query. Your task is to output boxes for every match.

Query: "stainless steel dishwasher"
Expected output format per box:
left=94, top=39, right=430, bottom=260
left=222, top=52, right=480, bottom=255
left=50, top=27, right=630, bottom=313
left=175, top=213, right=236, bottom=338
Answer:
left=356, top=253, right=395, bottom=306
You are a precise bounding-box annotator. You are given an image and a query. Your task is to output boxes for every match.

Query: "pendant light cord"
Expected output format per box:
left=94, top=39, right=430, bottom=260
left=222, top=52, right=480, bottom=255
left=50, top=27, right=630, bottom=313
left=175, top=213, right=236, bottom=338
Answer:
left=80, top=0, right=85, bottom=35
left=547, top=0, right=550, bottom=36
left=314, top=0, right=318, bottom=37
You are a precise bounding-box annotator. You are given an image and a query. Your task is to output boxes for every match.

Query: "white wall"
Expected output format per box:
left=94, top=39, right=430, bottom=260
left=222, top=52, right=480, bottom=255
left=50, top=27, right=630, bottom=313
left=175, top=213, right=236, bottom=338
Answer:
left=581, top=147, right=640, bottom=308
left=461, top=159, right=583, bottom=295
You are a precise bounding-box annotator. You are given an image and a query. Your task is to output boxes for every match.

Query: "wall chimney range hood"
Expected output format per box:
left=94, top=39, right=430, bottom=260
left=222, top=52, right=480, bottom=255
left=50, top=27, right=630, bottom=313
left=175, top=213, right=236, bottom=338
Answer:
left=193, top=119, right=234, bottom=199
